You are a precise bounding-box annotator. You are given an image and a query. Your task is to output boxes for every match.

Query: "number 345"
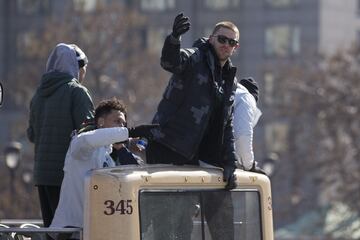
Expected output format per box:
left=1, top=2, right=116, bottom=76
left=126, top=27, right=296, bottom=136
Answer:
left=104, top=199, right=133, bottom=215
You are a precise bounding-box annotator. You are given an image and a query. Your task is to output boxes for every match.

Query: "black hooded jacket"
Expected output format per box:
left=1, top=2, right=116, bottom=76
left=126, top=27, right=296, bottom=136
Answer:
left=151, top=35, right=238, bottom=168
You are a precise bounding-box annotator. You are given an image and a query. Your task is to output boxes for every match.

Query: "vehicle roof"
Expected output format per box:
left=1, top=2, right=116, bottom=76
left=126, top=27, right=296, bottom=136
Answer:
left=87, top=164, right=270, bottom=189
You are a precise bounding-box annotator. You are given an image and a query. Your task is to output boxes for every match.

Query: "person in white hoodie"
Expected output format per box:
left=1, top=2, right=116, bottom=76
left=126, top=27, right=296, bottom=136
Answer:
left=233, top=78, right=262, bottom=171
left=50, top=97, right=157, bottom=239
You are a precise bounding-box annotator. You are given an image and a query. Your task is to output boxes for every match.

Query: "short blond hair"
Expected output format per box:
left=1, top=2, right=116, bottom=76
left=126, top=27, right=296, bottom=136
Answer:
left=212, top=21, right=240, bottom=40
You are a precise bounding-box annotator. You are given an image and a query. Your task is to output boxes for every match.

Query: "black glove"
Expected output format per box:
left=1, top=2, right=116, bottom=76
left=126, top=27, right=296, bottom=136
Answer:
left=171, top=13, right=190, bottom=39
left=250, top=165, right=268, bottom=176
left=128, top=124, right=159, bottom=139
left=223, top=165, right=236, bottom=190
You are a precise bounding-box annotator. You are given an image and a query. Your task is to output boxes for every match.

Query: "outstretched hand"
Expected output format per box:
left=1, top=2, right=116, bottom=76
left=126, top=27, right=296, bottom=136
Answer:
left=172, top=13, right=190, bottom=39
left=250, top=165, right=268, bottom=176
left=128, top=124, right=160, bottom=140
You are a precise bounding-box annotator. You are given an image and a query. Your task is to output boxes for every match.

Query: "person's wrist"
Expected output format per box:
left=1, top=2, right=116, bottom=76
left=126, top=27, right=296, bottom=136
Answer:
left=127, top=127, right=135, bottom=138
left=170, top=33, right=181, bottom=43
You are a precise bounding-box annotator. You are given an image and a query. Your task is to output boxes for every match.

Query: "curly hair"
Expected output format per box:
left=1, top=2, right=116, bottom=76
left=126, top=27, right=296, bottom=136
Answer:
left=95, top=97, right=127, bottom=123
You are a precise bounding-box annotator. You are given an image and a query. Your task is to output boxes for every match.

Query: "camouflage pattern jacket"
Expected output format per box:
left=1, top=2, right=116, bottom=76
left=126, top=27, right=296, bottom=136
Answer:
left=152, top=35, right=238, bottom=168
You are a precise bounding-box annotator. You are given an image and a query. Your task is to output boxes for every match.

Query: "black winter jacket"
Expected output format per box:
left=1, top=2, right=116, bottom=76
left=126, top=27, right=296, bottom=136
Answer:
left=152, top=35, right=238, bottom=168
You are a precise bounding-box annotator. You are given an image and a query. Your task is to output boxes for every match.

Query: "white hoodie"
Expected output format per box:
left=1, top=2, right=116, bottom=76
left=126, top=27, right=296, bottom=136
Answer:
left=233, top=83, right=262, bottom=170
left=50, top=127, right=129, bottom=229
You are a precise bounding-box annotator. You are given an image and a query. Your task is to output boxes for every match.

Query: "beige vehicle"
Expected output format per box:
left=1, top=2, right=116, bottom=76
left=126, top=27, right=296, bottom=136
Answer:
left=83, top=165, right=274, bottom=240
left=0, top=164, right=273, bottom=240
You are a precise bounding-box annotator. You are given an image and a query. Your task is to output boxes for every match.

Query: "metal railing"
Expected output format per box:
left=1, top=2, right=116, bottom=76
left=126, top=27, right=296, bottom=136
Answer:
left=276, top=237, right=353, bottom=240
left=0, top=220, right=82, bottom=240
left=0, top=220, right=43, bottom=227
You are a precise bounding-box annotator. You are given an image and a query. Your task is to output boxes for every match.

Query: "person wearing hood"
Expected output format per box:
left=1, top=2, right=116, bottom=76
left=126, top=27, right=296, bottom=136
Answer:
left=145, top=13, right=240, bottom=240
left=27, top=43, right=94, bottom=228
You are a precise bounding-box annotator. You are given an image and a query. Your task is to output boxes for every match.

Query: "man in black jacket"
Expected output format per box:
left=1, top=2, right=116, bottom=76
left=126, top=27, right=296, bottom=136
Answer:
left=145, top=13, right=240, bottom=240
left=147, top=13, right=240, bottom=188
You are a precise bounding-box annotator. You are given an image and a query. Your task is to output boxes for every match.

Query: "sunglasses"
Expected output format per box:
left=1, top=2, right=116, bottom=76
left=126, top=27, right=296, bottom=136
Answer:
left=214, top=35, right=239, bottom=47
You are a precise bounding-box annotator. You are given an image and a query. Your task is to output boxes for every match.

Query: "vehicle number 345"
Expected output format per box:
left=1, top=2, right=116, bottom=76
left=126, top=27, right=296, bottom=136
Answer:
left=103, top=199, right=133, bottom=215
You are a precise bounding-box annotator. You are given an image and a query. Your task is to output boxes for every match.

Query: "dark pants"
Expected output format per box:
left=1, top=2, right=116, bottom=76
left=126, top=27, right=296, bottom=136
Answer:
left=146, top=141, right=234, bottom=240
left=143, top=196, right=196, bottom=240
left=146, top=140, right=198, bottom=165
left=203, top=191, right=234, bottom=240
left=52, top=226, right=80, bottom=240
left=37, top=185, right=61, bottom=227
left=145, top=141, right=198, bottom=239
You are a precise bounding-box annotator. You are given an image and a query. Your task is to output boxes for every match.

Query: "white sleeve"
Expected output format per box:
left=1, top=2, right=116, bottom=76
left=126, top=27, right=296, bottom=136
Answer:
left=235, top=135, right=254, bottom=170
left=233, top=94, right=254, bottom=139
left=70, top=127, right=129, bottom=160
left=233, top=93, right=255, bottom=170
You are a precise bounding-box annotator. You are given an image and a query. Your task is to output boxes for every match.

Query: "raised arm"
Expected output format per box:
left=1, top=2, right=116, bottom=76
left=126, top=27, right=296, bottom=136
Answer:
left=70, top=124, right=159, bottom=160
left=160, top=13, right=192, bottom=74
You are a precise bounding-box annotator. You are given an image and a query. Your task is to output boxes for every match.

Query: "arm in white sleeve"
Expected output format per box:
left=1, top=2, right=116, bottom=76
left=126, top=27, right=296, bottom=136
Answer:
left=233, top=93, right=255, bottom=170
left=70, top=127, right=129, bottom=160
left=235, top=134, right=254, bottom=170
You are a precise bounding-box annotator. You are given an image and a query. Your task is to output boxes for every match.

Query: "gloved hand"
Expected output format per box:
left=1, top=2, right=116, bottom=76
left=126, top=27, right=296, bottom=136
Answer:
left=171, top=13, right=190, bottom=39
left=128, top=124, right=159, bottom=139
left=250, top=165, right=268, bottom=176
left=223, top=165, right=236, bottom=190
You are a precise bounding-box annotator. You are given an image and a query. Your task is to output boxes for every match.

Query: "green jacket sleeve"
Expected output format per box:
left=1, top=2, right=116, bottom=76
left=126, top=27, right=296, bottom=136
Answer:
left=71, top=86, right=95, bottom=130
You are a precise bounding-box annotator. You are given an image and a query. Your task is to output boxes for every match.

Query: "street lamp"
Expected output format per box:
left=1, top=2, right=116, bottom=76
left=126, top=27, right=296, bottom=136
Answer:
left=22, top=169, right=33, bottom=186
left=21, top=167, right=33, bottom=193
left=4, top=141, right=22, bottom=201
left=4, top=141, right=22, bottom=170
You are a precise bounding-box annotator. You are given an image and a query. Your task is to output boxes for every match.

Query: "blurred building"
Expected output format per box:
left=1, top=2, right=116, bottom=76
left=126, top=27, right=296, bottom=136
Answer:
left=130, top=0, right=360, bottom=161
left=1, top=0, right=360, bottom=227
left=131, top=1, right=360, bottom=227
left=2, top=0, right=360, bottom=157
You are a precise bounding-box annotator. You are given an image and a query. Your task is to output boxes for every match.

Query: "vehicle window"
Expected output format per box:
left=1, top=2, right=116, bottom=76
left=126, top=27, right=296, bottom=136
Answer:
left=139, top=190, right=262, bottom=240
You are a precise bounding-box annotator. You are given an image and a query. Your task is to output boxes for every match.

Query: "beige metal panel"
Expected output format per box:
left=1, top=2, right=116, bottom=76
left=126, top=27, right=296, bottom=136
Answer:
left=234, top=169, right=274, bottom=240
left=83, top=164, right=273, bottom=240
left=84, top=170, right=141, bottom=240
